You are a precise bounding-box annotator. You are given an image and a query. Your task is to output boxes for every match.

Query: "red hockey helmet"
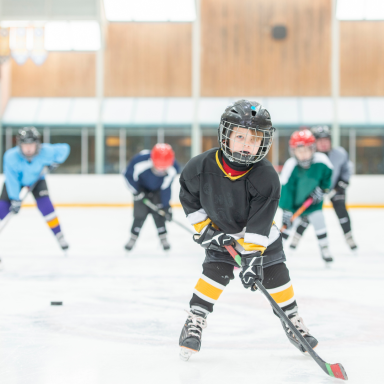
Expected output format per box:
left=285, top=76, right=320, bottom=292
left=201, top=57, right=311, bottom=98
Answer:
left=151, top=143, right=175, bottom=170
left=289, top=129, right=316, bottom=148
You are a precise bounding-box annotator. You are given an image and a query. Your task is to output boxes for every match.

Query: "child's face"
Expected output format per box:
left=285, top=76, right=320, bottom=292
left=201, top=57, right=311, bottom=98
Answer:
left=294, top=146, right=313, bottom=162
left=316, top=137, right=331, bottom=152
left=20, top=143, right=38, bottom=157
left=228, top=127, right=262, bottom=156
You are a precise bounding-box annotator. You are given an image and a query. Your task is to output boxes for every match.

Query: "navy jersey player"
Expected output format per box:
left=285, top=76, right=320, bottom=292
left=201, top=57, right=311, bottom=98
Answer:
left=123, top=144, right=180, bottom=251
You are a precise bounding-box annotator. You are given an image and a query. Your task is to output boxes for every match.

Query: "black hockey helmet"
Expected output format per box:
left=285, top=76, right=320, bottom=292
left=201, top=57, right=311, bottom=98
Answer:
left=311, top=125, right=331, bottom=139
left=18, top=127, right=41, bottom=145
left=17, top=127, right=41, bottom=159
left=218, top=100, right=275, bottom=165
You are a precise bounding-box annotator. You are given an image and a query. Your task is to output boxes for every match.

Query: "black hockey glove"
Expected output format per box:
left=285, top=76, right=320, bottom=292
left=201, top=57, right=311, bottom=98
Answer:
left=309, top=187, right=325, bottom=205
left=282, top=210, right=293, bottom=229
left=193, top=223, right=235, bottom=250
left=133, top=191, right=154, bottom=202
left=239, top=252, right=263, bottom=291
left=48, top=162, right=59, bottom=172
left=133, top=191, right=145, bottom=201
left=335, top=180, right=349, bottom=193
left=10, top=200, right=21, bottom=214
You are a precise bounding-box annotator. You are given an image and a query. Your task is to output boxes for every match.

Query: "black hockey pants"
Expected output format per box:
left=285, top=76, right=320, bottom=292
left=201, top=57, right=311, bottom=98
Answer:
left=331, top=192, right=351, bottom=234
left=131, top=190, right=167, bottom=237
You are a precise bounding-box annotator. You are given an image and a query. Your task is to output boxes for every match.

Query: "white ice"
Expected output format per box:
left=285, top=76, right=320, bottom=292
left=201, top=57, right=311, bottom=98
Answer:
left=0, top=207, right=383, bottom=384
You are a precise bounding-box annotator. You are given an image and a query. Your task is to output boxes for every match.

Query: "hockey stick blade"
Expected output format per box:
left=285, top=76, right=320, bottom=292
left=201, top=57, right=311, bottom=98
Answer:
left=253, top=280, right=348, bottom=381
left=224, top=244, right=348, bottom=381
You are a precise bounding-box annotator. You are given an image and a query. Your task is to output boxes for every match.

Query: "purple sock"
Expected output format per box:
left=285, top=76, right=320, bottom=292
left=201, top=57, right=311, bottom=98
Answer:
left=36, top=196, right=62, bottom=236
left=0, top=201, right=11, bottom=220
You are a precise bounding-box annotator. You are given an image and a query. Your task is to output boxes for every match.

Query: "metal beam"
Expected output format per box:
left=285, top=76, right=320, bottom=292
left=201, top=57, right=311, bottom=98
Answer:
left=95, top=0, right=105, bottom=174
left=331, top=0, right=340, bottom=147
left=191, top=0, right=201, bottom=158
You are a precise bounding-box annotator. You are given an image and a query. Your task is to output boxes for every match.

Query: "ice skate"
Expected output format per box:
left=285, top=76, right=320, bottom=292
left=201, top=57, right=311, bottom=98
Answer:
left=56, top=232, right=69, bottom=251
left=280, top=313, right=318, bottom=354
left=320, top=245, right=333, bottom=263
left=345, top=232, right=357, bottom=251
left=289, top=233, right=302, bottom=250
left=160, top=234, right=170, bottom=251
left=125, top=235, right=138, bottom=251
left=179, top=309, right=207, bottom=361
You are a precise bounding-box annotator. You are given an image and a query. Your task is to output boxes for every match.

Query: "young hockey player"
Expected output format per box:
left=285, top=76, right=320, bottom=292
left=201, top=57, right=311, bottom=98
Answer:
left=279, top=129, right=333, bottom=262
left=124, top=143, right=180, bottom=251
left=290, top=126, right=357, bottom=251
left=1, top=127, right=70, bottom=250
left=178, top=100, right=318, bottom=361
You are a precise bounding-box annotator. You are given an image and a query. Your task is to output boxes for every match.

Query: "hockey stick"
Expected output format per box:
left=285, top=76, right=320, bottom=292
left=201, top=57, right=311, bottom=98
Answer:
left=0, top=167, right=49, bottom=235
left=142, top=198, right=195, bottom=234
left=280, top=197, right=313, bottom=232
left=223, top=243, right=348, bottom=381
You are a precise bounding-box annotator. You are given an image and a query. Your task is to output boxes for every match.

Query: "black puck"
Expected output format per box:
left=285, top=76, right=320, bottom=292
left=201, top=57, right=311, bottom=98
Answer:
left=50, top=301, right=63, bottom=306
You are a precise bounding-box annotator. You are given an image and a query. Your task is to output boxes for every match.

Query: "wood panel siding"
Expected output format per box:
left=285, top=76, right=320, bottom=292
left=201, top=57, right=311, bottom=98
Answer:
left=0, top=60, right=12, bottom=114
left=201, top=0, right=331, bottom=96
left=340, top=21, right=384, bottom=96
left=104, top=23, right=192, bottom=97
left=11, top=52, right=96, bottom=97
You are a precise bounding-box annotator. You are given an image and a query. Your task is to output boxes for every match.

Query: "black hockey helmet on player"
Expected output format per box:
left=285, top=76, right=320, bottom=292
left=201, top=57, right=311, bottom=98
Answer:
left=17, top=127, right=41, bottom=159
left=311, top=125, right=331, bottom=139
left=218, top=100, right=275, bottom=165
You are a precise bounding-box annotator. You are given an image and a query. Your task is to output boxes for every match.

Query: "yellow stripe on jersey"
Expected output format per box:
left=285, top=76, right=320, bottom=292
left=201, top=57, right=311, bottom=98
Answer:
left=215, top=151, right=253, bottom=181
left=236, top=238, right=266, bottom=254
left=47, top=217, right=60, bottom=229
left=195, top=277, right=223, bottom=301
left=193, top=218, right=212, bottom=233
left=270, top=284, right=295, bottom=305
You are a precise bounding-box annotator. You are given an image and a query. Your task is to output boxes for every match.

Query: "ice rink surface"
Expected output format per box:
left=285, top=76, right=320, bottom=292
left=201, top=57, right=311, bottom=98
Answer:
left=0, top=207, right=383, bottom=384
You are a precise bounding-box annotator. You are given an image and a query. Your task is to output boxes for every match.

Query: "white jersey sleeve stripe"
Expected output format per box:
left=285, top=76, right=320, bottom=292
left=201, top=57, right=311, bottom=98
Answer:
left=280, top=157, right=298, bottom=185
left=186, top=208, right=208, bottom=225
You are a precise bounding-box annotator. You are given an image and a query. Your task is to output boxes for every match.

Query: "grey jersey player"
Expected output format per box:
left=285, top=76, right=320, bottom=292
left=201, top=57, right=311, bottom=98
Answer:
left=290, top=126, right=357, bottom=251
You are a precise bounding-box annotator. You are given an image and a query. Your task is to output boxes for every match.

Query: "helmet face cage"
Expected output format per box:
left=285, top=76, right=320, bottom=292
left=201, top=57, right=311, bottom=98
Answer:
left=219, top=120, right=275, bottom=165
left=289, top=144, right=316, bottom=169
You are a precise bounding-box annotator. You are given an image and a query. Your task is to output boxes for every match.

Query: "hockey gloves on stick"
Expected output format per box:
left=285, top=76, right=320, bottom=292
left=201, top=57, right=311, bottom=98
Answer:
left=309, top=187, right=325, bottom=205
left=193, top=223, right=235, bottom=250
left=239, top=252, right=263, bottom=291
left=10, top=200, right=21, bottom=214
left=282, top=210, right=293, bottom=229
left=48, top=162, right=59, bottom=172
left=133, top=191, right=154, bottom=202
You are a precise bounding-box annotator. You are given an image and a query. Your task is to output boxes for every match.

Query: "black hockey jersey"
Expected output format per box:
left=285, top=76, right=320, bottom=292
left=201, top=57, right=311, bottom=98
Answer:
left=179, top=148, right=285, bottom=267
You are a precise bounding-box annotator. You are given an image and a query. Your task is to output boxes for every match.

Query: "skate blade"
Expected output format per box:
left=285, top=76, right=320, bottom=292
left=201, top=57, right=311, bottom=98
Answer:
left=179, top=347, right=197, bottom=361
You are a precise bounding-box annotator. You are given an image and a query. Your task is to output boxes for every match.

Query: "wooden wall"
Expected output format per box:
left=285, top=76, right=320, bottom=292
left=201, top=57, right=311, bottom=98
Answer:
left=201, top=0, right=331, bottom=96
left=340, top=21, right=384, bottom=96
left=0, top=60, right=12, bottom=114
left=104, top=23, right=192, bottom=97
left=7, top=0, right=384, bottom=98
left=11, top=52, right=96, bottom=97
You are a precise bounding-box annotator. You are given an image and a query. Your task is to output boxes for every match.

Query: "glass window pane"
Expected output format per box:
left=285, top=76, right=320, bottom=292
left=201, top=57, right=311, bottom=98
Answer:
left=105, top=131, right=120, bottom=174
left=356, top=135, right=384, bottom=174
left=50, top=131, right=82, bottom=174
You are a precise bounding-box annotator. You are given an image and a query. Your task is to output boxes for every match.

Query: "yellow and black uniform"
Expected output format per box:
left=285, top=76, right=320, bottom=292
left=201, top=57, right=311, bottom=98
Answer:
left=179, top=148, right=296, bottom=314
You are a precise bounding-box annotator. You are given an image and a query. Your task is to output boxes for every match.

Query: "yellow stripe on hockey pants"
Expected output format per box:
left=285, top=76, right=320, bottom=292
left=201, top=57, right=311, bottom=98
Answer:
left=266, top=281, right=295, bottom=307
left=193, top=274, right=226, bottom=304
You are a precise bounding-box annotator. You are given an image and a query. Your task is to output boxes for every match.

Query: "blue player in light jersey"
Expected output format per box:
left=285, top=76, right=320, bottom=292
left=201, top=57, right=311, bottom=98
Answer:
left=1, top=127, right=70, bottom=250
left=123, top=143, right=180, bottom=251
